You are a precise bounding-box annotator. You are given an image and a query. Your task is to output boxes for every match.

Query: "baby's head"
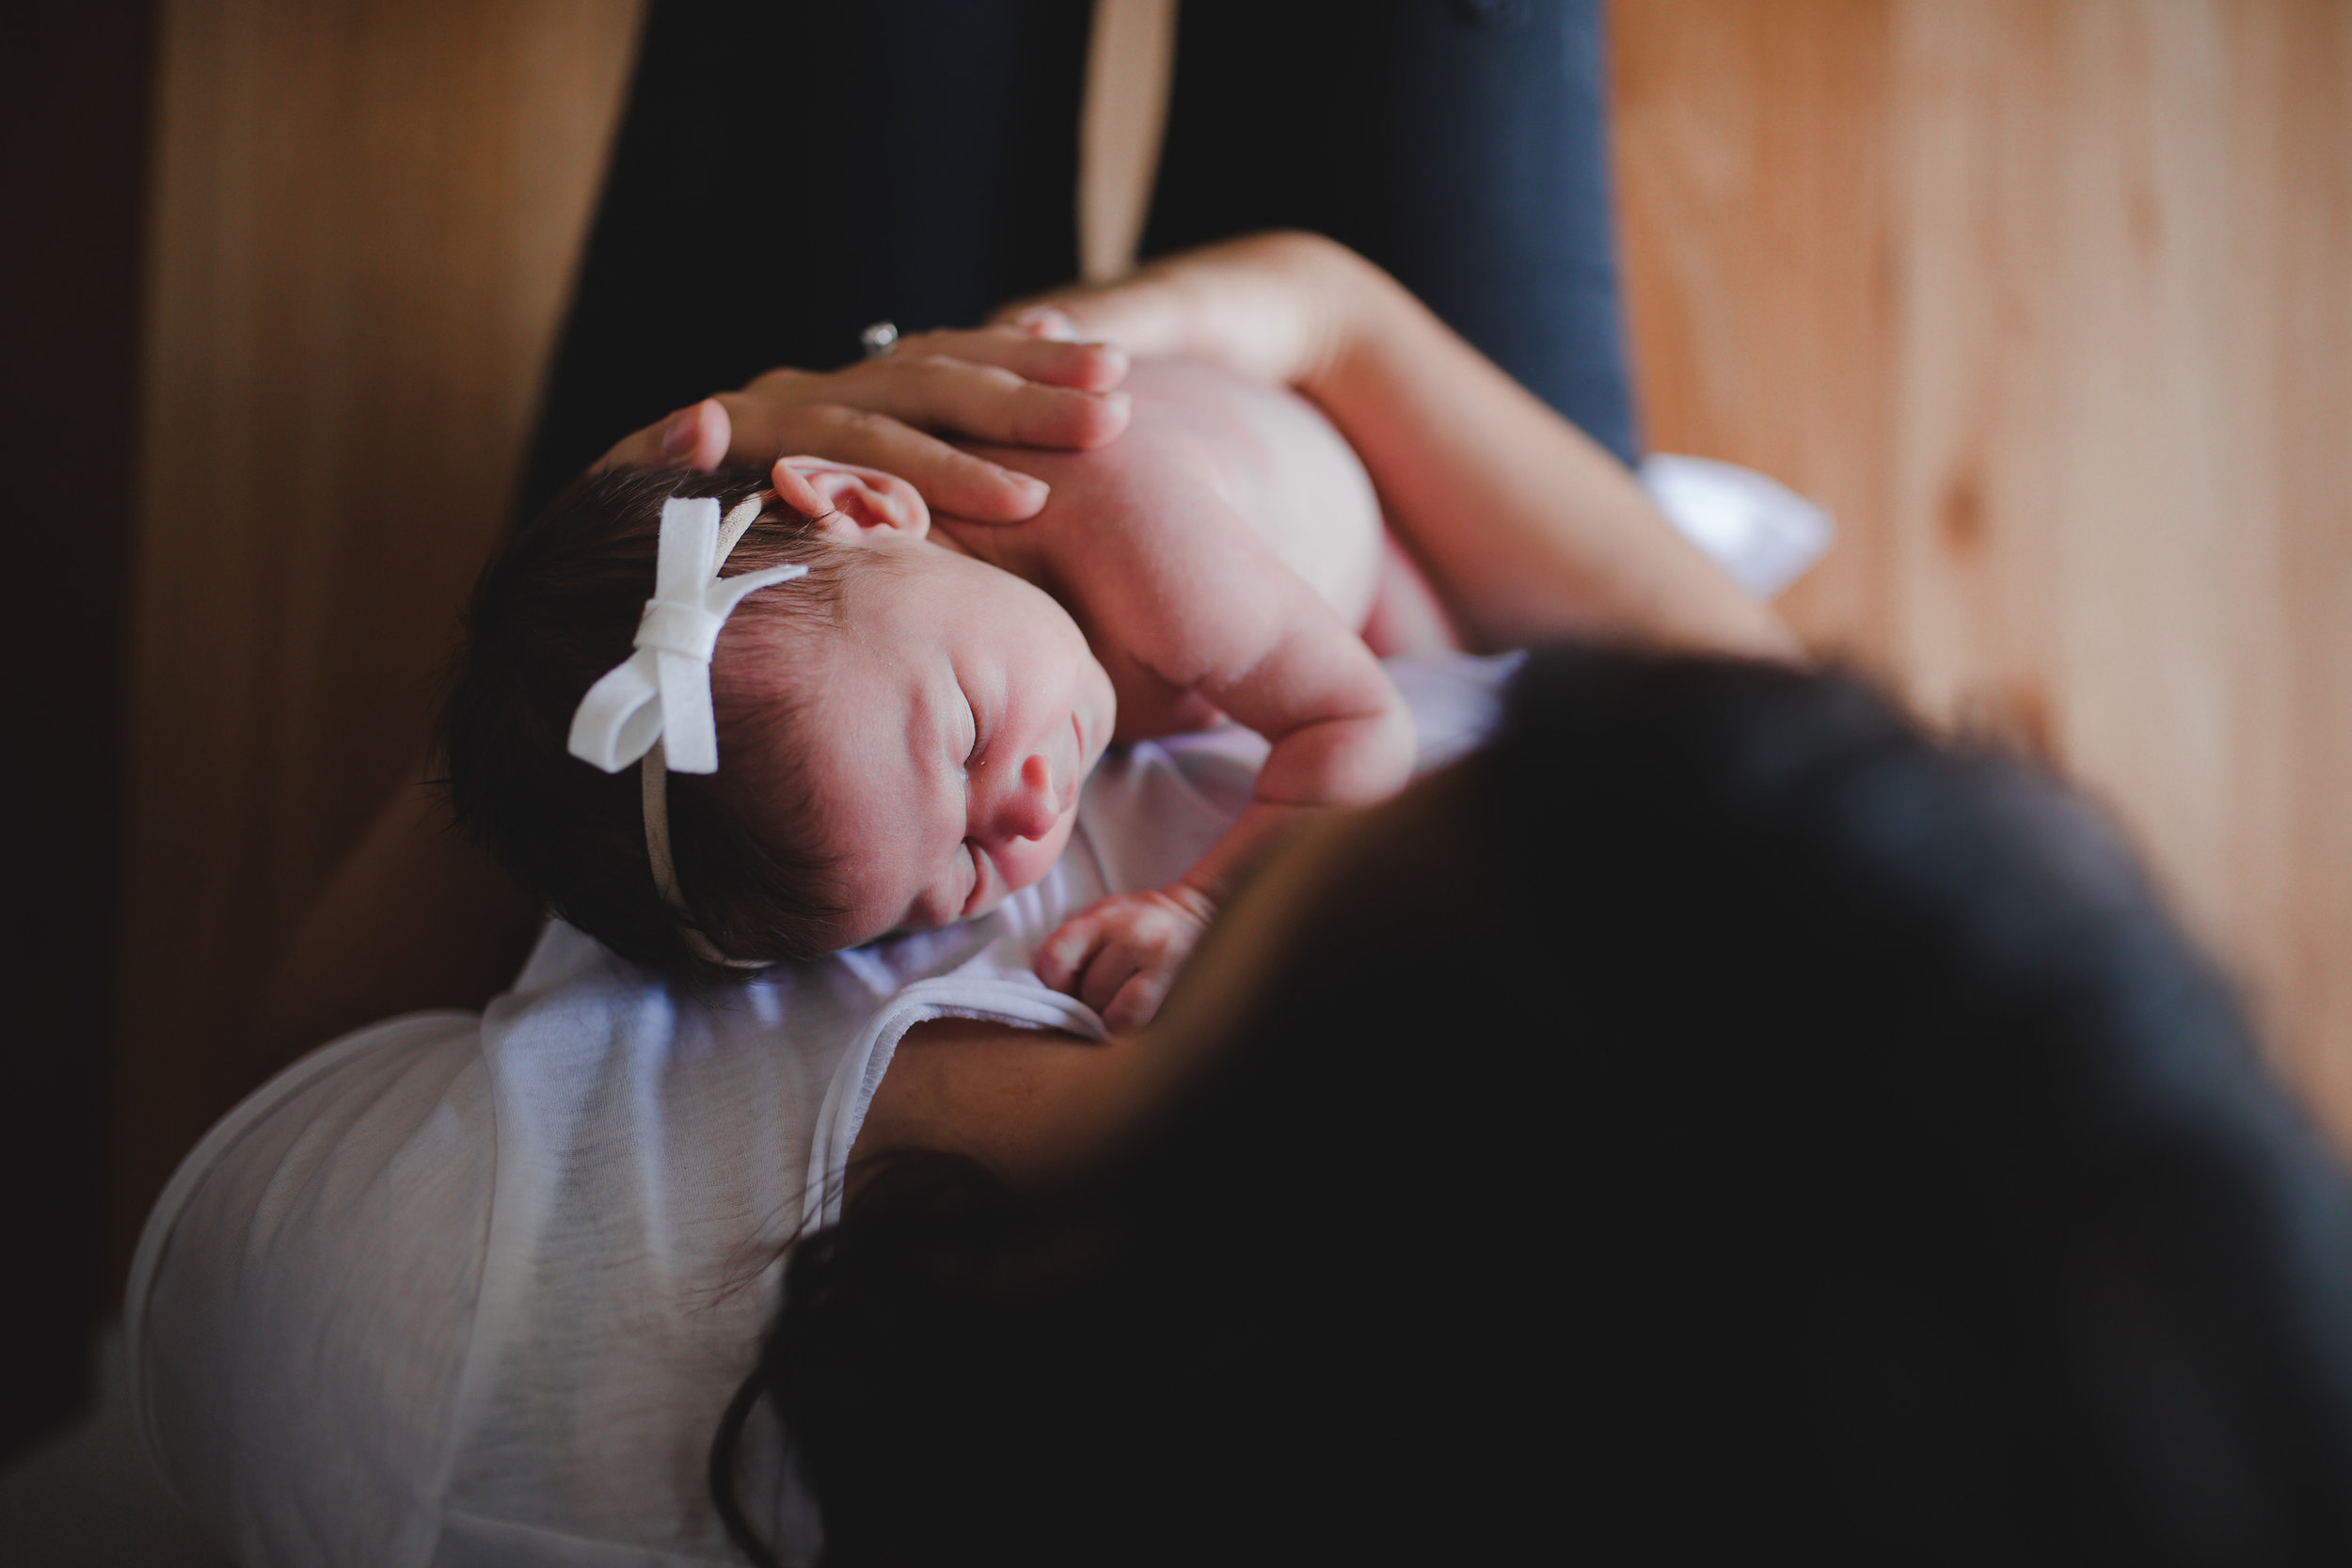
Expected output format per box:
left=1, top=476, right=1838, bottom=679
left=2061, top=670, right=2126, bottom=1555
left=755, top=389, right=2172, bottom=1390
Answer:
left=443, top=462, right=1114, bottom=977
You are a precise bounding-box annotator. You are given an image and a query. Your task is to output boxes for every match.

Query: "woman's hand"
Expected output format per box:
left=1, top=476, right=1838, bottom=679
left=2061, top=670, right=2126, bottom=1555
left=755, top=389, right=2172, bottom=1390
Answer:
left=993, top=231, right=1367, bottom=393
left=594, top=324, right=1134, bottom=523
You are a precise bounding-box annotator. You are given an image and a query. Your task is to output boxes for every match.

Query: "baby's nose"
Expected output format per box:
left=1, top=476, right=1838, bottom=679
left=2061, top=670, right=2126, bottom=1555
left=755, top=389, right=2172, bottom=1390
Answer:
left=986, top=752, right=1064, bottom=843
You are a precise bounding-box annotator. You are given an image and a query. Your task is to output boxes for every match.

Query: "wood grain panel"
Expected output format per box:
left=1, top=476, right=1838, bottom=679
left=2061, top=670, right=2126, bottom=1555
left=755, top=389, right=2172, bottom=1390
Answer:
left=1616, top=0, right=2352, bottom=1129
left=114, top=0, right=644, bottom=1265
left=1614, top=0, right=1900, bottom=658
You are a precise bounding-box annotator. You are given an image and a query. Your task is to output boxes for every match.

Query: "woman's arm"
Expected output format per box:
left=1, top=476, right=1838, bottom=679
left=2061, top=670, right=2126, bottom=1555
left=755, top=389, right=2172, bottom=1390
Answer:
left=850, top=1016, right=1131, bottom=1187
left=1004, top=234, right=1801, bottom=662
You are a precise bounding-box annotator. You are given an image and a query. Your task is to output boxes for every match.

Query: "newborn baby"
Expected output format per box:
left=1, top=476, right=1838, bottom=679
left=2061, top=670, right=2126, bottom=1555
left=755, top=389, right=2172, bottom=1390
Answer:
left=445, top=360, right=1419, bottom=1028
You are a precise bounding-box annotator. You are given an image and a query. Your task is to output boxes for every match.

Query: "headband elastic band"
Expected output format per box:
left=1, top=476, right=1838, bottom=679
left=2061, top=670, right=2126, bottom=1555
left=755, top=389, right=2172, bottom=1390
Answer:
left=568, top=491, right=802, bottom=967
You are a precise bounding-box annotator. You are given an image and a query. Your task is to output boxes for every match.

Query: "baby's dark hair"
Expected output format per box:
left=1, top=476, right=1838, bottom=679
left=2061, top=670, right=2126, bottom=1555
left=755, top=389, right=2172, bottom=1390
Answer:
left=440, top=466, right=869, bottom=977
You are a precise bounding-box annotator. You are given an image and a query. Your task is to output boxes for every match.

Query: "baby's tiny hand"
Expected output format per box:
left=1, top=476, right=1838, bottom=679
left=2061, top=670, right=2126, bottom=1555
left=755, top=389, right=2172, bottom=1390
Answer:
left=1035, top=886, right=1218, bottom=1035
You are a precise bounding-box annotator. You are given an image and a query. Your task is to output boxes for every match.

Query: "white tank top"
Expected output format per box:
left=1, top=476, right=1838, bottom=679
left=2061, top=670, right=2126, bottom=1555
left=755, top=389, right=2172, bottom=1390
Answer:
left=124, top=653, right=1517, bottom=1567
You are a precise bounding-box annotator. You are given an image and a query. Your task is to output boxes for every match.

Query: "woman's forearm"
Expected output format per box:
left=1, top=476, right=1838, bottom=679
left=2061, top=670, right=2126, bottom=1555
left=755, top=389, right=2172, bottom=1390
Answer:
left=1016, top=234, right=1800, bottom=661
left=1304, top=249, right=1799, bottom=660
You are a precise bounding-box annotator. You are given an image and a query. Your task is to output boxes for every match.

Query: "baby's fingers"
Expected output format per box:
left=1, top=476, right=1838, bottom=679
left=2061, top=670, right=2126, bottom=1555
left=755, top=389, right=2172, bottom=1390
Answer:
left=1076, top=942, right=1150, bottom=1023
left=1037, top=911, right=1149, bottom=1023
left=1101, top=963, right=1179, bottom=1036
left=1035, top=912, right=1102, bottom=996
left=1038, top=895, right=1209, bottom=1031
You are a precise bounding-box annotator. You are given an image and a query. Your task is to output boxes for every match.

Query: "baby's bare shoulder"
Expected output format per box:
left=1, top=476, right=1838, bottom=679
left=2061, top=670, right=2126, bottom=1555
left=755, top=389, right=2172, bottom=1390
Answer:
left=1049, top=459, right=1305, bottom=685
left=951, top=359, right=1382, bottom=681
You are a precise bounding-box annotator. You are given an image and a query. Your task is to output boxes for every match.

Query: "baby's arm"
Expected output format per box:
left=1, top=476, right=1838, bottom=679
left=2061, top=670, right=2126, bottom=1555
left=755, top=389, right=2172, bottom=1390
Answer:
left=1035, top=517, right=1414, bottom=1032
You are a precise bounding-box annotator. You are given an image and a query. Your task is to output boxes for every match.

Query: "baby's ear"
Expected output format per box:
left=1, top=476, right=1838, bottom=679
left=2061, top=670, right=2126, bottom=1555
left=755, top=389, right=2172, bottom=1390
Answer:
left=772, top=457, right=930, bottom=540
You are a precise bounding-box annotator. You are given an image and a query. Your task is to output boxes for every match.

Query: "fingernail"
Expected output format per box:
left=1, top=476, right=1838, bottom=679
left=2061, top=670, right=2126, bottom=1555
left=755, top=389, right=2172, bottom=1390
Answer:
left=659, top=407, right=698, bottom=463
left=1013, top=305, right=1081, bottom=341
left=1001, top=468, right=1049, bottom=504
left=1099, top=390, right=1131, bottom=417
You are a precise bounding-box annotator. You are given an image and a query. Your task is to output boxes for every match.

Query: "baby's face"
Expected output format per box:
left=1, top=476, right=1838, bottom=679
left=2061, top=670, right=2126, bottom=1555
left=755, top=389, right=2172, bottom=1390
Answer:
left=784, top=535, right=1116, bottom=946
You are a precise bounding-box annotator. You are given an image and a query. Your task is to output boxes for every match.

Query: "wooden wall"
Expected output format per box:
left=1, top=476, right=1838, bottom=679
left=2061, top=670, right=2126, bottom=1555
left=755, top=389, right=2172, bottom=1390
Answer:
left=113, top=0, right=2352, bottom=1263
left=113, top=0, right=644, bottom=1263
left=1613, top=0, right=2352, bottom=1130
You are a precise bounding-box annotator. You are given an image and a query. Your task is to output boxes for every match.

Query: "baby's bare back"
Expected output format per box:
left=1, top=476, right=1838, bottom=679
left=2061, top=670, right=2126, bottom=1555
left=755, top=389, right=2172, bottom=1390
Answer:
left=941, top=358, right=1387, bottom=740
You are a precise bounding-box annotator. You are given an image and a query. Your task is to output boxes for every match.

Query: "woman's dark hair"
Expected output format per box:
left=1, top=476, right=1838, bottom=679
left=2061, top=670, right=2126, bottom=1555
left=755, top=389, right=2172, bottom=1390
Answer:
left=441, top=467, right=867, bottom=975
left=716, top=645, right=2352, bottom=1564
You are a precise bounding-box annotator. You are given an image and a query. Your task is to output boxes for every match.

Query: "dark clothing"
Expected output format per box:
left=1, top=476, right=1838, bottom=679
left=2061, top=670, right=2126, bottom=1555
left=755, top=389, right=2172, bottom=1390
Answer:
left=1144, top=0, right=1636, bottom=467
left=516, top=0, right=1635, bottom=524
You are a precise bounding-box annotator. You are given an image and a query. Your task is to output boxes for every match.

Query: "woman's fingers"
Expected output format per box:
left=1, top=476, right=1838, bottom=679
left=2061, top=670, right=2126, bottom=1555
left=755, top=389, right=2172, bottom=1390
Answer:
left=597, top=401, right=1053, bottom=522
left=1003, top=304, right=1083, bottom=341
left=1102, top=968, right=1177, bottom=1038
left=593, top=397, right=730, bottom=473
left=836, top=354, right=1130, bottom=450
left=998, top=283, right=1192, bottom=362
left=889, top=324, right=1129, bottom=392
left=589, top=324, right=1132, bottom=521
left=711, top=395, right=1050, bottom=521
left=598, top=392, right=1048, bottom=521
left=993, top=231, right=1354, bottom=388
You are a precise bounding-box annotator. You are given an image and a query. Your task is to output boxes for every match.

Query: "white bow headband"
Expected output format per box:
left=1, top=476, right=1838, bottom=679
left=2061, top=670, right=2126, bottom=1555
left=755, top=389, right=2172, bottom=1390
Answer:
left=566, top=492, right=805, bottom=966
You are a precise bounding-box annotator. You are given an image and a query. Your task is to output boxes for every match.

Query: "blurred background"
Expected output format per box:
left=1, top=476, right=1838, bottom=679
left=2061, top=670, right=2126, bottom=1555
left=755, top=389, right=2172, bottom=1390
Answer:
left=3, top=0, right=2346, bottom=1555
